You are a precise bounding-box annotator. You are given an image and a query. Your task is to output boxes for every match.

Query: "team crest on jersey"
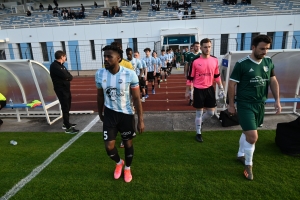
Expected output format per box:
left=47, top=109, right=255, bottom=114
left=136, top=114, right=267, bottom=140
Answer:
left=103, top=79, right=106, bottom=82
left=118, top=79, right=123, bottom=84
left=263, top=66, right=269, bottom=72
left=105, top=87, right=124, bottom=101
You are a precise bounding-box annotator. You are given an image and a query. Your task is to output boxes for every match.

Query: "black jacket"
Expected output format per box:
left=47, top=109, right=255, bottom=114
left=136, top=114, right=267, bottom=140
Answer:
left=50, top=60, right=73, bottom=90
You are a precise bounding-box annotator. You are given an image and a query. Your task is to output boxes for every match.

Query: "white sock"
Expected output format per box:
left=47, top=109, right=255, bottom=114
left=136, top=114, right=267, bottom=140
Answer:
left=117, top=159, right=123, bottom=165
left=124, top=166, right=130, bottom=170
left=202, top=110, right=214, bottom=122
left=237, top=133, right=245, bottom=157
left=244, top=140, right=255, bottom=166
left=195, top=110, right=203, bottom=134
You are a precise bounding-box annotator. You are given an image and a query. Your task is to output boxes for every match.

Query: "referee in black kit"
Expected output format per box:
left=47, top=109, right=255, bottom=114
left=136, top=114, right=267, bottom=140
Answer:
left=50, top=50, right=79, bottom=134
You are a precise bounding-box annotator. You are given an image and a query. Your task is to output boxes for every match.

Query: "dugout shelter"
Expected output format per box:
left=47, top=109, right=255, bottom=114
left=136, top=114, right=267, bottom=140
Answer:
left=217, top=49, right=300, bottom=116
left=0, top=60, right=62, bottom=124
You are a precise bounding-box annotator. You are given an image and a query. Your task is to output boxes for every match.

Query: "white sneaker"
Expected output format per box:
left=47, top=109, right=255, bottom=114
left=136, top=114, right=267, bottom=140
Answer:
left=158, top=84, right=160, bottom=88
left=141, top=97, right=145, bottom=102
left=164, top=79, right=167, bottom=82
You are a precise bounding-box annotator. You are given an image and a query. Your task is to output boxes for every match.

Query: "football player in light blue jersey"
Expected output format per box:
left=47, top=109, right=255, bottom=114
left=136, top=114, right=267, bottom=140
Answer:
left=126, top=48, right=142, bottom=78
left=95, top=45, right=144, bottom=183
left=159, top=49, right=169, bottom=81
left=143, top=48, right=156, bottom=95
left=152, top=51, right=162, bottom=88
left=134, top=51, right=147, bottom=102
left=166, top=49, right=173, bottom=76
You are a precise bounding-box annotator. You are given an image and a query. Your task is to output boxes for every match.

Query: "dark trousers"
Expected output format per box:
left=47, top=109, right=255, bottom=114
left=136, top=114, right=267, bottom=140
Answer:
left=55, top=88, right=72, bottom=128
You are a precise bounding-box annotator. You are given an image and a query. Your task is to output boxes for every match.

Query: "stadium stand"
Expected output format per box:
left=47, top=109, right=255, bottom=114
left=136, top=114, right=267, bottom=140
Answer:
left=0, top=0, right=299, bottom=29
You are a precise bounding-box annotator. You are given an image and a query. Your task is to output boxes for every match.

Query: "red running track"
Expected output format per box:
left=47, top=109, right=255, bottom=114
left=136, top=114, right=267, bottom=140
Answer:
left=70, top=74, right=195, bottom=112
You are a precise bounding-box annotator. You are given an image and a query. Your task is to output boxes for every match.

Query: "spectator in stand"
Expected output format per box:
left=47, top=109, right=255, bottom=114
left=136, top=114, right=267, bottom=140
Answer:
left=241, top=0, right=247, bottom=5
left=156, top=0, right=160, bottom=4
left=79, top=9, right=84, bottom=19
left=26, top=9, right=31, bottom=16
left=70, top=9, right=75, bottom=19
left=179, top=0, right=183, bottom=8
left=174, top=1, right=179, bottom=10
left=81, top=4, right=85, bottom=12
left=132, top=3, right=137, bottom=10
left=167, top=1, right=172, bottom=8
left=53, top=8, right=58, bottom=16
left=177, top=9, right=183, bottom=20
left=137, top=2, right=142, bottom=10
left=39, top=3, right=44, bottom=11
left=172, top=0, right=175, bottom=8
left=103, top=9, right=108, bottom=16
left=191, top=8, right=195, bottom=18
left=53, top=0, right=58, bottom=8
left=183, top=0, right=188, bottom=10
left=151, top=1, right=158, bottom=11
left=94, top=1, right=98, bottom=8
left=108, top=9, right=114, bottom=17
left=112, top=6, right=116, bottom=16
left=48, top=4, right=53, bottom=11
left=115, top=6, right=123, bottom=16
left=132, top=0, right=135, bottom=5
left=62, top=11, right=68, bottom=20
left=187, top=0, right=191, bottom=8
left=125, top=0, right=129, bottom=6
left=183, top=9, right=188, bottom=19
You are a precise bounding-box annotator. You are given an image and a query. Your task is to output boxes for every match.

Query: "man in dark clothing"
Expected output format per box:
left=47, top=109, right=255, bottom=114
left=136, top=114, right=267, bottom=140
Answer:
left=50, top=50, right=79, bottom=134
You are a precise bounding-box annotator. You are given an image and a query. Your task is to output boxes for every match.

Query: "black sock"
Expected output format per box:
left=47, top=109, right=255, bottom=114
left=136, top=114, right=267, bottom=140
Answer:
left=106, top=147, right=121, bottom=163
left=157, top=79, right=160, bottom=84
left=152, top=85, right=155, bottom=90
left=145, top=86, right=148, bottom=94
left=165, top=74, right=167, bottom=79
left=125, top=145, right=134, bottom=167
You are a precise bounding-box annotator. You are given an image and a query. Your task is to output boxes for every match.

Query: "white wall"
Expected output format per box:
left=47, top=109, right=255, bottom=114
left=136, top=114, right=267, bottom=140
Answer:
left=0, top=14, right=299, bottom=69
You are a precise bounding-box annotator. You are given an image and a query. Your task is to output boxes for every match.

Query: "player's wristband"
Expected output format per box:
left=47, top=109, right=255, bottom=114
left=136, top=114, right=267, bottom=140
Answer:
left=219, top=85, right=224, bottom=90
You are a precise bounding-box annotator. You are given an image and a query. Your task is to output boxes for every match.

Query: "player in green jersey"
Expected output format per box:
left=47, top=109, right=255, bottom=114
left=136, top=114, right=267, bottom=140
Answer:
left=184, top=42, right=201, bottom=106
left=228, top=35, right=281, bottom=181
left=174, top=49, right=182, bottom=70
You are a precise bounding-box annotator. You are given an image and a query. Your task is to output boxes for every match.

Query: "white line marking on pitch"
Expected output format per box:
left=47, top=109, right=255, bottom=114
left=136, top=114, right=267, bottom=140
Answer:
left=0, top=115, right=100, bottom=200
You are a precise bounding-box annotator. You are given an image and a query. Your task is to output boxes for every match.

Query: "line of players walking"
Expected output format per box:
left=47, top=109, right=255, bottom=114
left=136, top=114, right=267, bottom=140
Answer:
left=126, top=46, right=193, bottom=103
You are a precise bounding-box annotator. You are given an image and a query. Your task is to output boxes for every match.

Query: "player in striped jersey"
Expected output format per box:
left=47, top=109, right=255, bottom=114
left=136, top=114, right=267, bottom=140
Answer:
left=143, top=48, right=156, bottom=95
left=152, top=51, right=162, bottom=88
left=111, top=41, right=134, bottom=70
left=187, top=39, right=224, bottom=143
left=159, top=49, right=169, bottom=81
left=96, top=45, right=144, bottom=183
left=134, top=51, right=147, bottom=101
left=166, top=49, right=173, bottom=75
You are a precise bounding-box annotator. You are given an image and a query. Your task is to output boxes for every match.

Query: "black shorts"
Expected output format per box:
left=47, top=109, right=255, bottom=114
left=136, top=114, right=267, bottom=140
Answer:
left=193, top=86, right=216, bottom=109
left=167, top=63, right=172, bottom=68
left=103, top=107, right=136, bottom=141
left=156, top=72, right=161, bottom=77
left=161, top=67, right=168, bottom=72
left=139, top=77, right=146, bottom=88
left=147, top=72, right=155, bottom=81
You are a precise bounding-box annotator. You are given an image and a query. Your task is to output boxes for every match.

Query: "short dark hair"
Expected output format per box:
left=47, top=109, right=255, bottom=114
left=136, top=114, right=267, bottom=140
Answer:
left=251, top=34, right=272, bottom=47
left=55, top=50, right=66, bottom=59
left=193, top=41, right=200, bottom=46
left=161, top=49, right=165, bottom=52
left=102, top=45, right=123, bottom=61
left=134, top=51, right=139, bottom=54
left=144, top=47, right=151, bottom=52
left=111, top=41, right=122, bottom=50
left=200, top=38, right=211, bottom=46
left=126, top=48, right=133, bottom=52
